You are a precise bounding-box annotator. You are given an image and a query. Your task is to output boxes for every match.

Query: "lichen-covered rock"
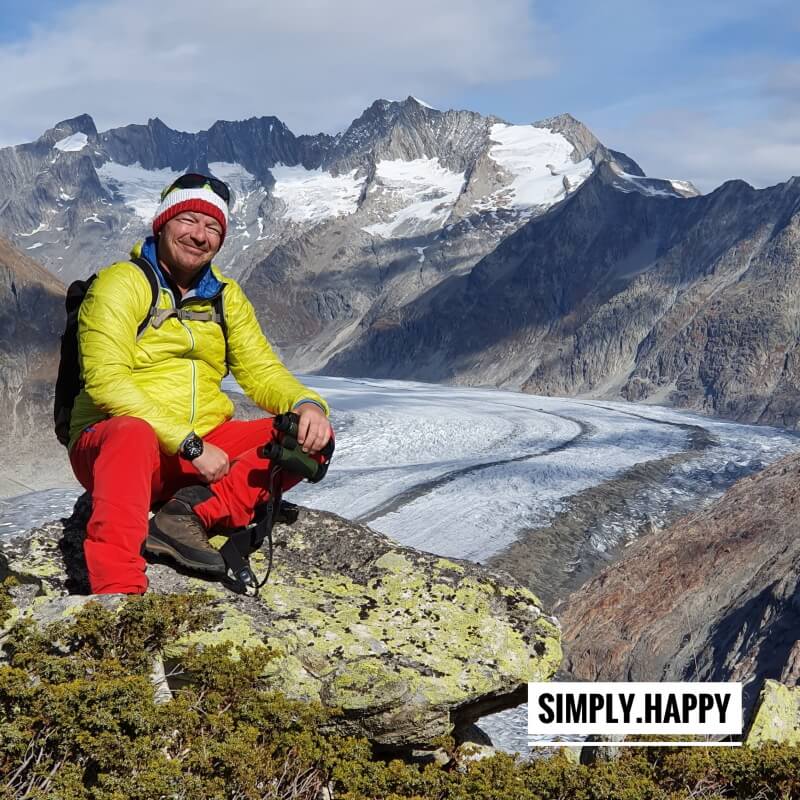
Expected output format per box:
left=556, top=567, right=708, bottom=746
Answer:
left=0, top=499, right=560, bottom=749
left=745, top=680, right=800, bottom=746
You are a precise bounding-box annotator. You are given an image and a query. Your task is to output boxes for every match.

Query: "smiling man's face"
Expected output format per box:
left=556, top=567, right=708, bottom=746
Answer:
left=157, top=210, right=223, bottom=287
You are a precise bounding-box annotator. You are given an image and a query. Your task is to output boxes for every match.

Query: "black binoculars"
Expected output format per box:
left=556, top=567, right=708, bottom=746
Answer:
left=259, top=412, right=334, bottom=483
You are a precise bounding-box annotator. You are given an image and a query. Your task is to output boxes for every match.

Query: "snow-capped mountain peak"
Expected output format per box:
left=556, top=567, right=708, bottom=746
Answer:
left=0, top=97, right=699, bottom=369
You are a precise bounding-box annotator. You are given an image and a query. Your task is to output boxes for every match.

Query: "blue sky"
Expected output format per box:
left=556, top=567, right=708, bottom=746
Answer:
left=0, top=0, right=797, bottom=191
left=0, top=0, right=65, bottom=43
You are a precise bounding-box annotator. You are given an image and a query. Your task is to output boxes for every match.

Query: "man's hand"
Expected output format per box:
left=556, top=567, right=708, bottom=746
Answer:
left=190, top=441, right=230, bottom=483
left=295, top=403, right=331, bottom=453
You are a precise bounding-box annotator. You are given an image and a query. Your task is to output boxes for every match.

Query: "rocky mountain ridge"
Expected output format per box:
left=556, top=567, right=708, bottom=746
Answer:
left=0, top=235, right=65, bottom=494
left=0, top=98, right=687, bottom=371
left=326, top=164, right=800, bottom=426
left=0, top=98, right=646, bottom=285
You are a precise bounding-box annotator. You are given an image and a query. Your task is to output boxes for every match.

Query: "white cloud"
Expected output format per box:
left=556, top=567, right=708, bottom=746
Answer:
left=580, top=48, right=800, bottom=193
left=0, top=0, right=548, bottom=146
left=504, top=1, right=800, bottom=193
left=598, top=107, right=800, bottom=193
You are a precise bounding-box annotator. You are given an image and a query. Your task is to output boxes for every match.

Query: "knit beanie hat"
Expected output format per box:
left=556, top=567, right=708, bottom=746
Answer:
left=152, top=174, right=230, bottom=243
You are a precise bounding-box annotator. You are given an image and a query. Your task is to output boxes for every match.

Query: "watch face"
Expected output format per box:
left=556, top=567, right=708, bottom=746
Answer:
left=182, top=434, right=203, bottom=460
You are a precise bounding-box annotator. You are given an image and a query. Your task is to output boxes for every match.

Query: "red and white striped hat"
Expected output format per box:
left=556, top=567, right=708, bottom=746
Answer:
left=152, top=175, right=230, bottom=243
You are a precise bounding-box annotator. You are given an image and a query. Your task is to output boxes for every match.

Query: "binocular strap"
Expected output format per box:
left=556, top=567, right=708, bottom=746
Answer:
left=220, top=467, right=281, bottom=596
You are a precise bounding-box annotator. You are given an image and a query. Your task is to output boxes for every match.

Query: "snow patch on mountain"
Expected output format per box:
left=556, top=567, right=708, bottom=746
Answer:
left=485, top=124, right=593, bottom=211
left=411, top=96, right=437, bottom=110
left=18, top=223, right=49, bottom=237
left=53, top=132, right=88, bottom=152
left=97, top=162, right=182, bottom=221
left=612, top=170, right=686, bottom=198
left=207, top=161, right=263, bottom=215
left=669, top=179, right=701, bottom=197
left=270, top=164, right=363, bottom=225
left=363, top=158, right=465, bottom=238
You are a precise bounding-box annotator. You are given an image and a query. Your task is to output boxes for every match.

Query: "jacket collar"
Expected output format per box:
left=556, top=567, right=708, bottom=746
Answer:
left=132, top=237, right=224, bottom=300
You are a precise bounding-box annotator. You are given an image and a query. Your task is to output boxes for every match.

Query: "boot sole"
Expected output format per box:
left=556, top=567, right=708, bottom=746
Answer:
left=144, top=534, right=227, bottom=577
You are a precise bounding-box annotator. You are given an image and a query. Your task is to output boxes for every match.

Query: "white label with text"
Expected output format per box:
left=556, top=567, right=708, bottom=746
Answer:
left=528, top=682, right=742, bottom=736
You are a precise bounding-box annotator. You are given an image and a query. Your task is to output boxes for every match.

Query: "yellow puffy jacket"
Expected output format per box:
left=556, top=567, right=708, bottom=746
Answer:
left=69, top=242, right=328, bottom=454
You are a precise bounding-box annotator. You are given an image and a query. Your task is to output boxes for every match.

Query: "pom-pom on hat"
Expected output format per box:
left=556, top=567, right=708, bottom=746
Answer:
left=152, top=173, right=231, bottom=243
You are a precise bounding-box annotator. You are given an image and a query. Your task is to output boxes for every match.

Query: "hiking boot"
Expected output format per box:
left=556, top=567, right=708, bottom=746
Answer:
left=145, top=486, right=226, bottom=576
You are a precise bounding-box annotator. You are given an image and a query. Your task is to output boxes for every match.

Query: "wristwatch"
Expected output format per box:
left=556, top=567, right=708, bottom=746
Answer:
left=180, top=432, right=204, bottom=461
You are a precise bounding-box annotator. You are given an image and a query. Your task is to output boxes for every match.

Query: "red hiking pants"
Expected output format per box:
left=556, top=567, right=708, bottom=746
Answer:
left=69, top=416, right=305, bottom=594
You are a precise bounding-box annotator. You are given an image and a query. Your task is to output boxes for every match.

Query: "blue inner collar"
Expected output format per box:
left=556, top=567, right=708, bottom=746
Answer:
left=141, top=236, right=223, bottom=299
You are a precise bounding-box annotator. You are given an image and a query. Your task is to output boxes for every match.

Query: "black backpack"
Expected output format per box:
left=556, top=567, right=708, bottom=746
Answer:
left=53, top=256, right=226, bottom=446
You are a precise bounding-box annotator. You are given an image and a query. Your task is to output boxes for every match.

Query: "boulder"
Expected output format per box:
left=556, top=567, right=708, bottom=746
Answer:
left=0, top=497, right=560, bottom=750
left=745, top=680, right=800, bottom=746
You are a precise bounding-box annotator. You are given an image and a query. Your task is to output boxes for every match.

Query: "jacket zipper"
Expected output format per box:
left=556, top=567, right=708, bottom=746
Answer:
left=162, top=284, right=198, bottom=427
left=179, top=320, right=196, bottom=425
left=171, top=285, right=224, bottom=428
left=179, top=289, right=227, bottom=386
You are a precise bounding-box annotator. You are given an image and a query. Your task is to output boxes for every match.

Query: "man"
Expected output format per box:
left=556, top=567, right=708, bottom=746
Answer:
left=68, top=173, right=331, bottom=594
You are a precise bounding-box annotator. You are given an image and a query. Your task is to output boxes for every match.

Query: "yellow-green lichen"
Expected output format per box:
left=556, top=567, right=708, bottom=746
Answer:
left=746, top=680, right=800, bottom=745
left=259, top=650, right=325, bottom=700
left=185, top=579, right=228, bottom=598
left=12, top=539, right=63, bottom=579
left=434, top=558, right=465, bottom=574
left=168, top=604, right=266, bottom=657
left=285, top=531, right=312, bottom=552
left=523, top=636, right=563, bottom=683
left=163, top=598, right=325, bottom=701
left=374, top=551, right=414, bottom=574
left=326, top=658, right=418, bottom=709
left=168, top=554, right=559, bottom=713
left=208, top=534, right=227, bottom=549
left=500, top=584, right=543, bottom=607
left=535, top=618, right=560, bottom=638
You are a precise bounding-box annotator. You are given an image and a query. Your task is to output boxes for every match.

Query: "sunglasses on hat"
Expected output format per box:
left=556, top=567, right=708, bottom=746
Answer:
left=161, top=173, right=232, bottom=207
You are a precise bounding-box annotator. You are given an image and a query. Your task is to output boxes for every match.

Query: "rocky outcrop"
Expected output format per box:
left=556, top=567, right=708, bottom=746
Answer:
left=0, top=500, right=561, bottom=750
left=557, top=451, right=800, bottom=715
left=745, top=680, right=800, bottom=745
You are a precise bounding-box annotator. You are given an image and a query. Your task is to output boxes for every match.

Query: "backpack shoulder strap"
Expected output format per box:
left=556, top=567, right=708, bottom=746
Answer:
left=213, top=288, right=228, bottom=369
left=213, top=289, right=228, bottom=341
left=204, top=266, right=229, bottom=341
left=215, top=287, right=229, bottom=372
left=129, top=256, right=161, bottom=336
